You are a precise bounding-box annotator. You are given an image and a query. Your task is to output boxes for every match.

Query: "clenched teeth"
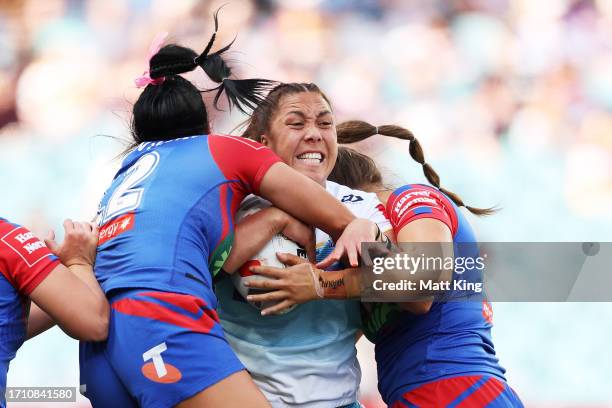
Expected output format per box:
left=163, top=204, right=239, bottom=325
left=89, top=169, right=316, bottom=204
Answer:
left=297, top=152, right=323, bottom=162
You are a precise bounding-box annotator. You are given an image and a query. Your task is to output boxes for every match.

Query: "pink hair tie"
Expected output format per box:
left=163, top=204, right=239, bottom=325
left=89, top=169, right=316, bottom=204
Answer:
left=134, top=32, right=168, bottom=88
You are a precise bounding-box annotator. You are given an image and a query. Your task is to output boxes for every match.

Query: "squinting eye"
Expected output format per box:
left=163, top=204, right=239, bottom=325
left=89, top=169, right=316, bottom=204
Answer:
left=320, top=122, right=332, bottom=126
left=289, top=123, right=303, bottom=127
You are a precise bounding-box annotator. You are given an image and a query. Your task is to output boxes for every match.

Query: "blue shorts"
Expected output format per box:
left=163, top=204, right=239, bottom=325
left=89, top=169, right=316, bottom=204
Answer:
left=80, top=290, right=244, bottom=408
left=390, top=375, right=524, bottom=408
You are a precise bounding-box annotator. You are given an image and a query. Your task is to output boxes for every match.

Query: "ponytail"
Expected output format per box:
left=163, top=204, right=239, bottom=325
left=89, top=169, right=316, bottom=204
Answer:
left=131, top=7, right=276, bottom=146
left=336, top=120, right=498, bottom=216
left=151, top=7, right=276, bottom=114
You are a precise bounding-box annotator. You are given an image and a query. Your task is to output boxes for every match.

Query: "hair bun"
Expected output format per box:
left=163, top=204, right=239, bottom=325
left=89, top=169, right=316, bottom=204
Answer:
left=149, top=45, right=198, bottom=79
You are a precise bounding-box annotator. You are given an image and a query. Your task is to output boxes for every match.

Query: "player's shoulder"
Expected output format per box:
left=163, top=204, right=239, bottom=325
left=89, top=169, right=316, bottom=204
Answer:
left=390, top=184, right=455, bottom=209
left=208, top=134, right=268, bottom=151
left=388, top=183, right=460, bottom=231
left=391, top=183, right=440, bottom=196
left=0, top=217, right=20, bottom=236
left=0, top=219, right=55, bottom=267
left=0, top=217, right=16, bottom=226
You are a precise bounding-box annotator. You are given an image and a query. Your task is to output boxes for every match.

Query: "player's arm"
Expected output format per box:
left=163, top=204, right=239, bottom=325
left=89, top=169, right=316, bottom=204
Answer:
left=26, top=303, right=54, bottom=339
left=243, top=200, right=394, bottom=313
left=259, top=163, right=353, bottom=241
left=240, top=254, right=360, bottom=315
left=213, top=136, right=376, bottom=267
left=246, top=209, right=453, bottom=315
left=245, top=225, right=450, bottom=316
left=259, top=163, right=378, bottom=267
left=223, top=207, right=315, bottom=274
left=394, top=218, right=454, bottom=314
left=28, top=220, right=109, bottom=341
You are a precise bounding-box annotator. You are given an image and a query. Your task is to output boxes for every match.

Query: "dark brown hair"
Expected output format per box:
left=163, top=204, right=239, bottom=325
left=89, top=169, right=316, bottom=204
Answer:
left=329, top=146, right=383, bottom=190
left=241, top=82, right=332, bottom=141
left=331, top=120, right=497, bottom=216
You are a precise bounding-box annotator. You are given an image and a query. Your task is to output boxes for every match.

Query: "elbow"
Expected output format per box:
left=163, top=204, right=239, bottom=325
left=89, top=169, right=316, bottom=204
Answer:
left=90, top=304, right=110, bottom=341
left=88, top=315, right=109, bottom=342
left=79, top=319, right=108, bottom=342
left=78, top=304, right=110, bottom=342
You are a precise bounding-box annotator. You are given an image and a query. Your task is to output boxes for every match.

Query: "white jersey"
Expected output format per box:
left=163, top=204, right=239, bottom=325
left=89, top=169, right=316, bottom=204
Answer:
left=216, top=180, right=391, bottom=408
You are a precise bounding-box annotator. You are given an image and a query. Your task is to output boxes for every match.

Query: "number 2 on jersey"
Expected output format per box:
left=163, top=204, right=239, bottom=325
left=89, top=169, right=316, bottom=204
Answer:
left=102, top=152, right=160, bottom=223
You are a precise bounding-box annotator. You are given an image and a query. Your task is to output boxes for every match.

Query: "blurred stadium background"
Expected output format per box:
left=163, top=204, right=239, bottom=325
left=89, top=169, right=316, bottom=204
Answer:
left=1, top=0, right=612, bottom=406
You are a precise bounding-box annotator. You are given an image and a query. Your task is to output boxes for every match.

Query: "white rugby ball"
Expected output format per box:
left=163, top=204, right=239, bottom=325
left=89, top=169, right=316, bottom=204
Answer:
left=232, top=196, right=307, bottom=314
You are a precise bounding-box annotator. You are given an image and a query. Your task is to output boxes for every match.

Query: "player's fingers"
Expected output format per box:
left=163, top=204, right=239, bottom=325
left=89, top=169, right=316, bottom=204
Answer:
left=244, top=277, right=285, bottom=290
left=88, top=222, right=100, bottom=244
left=306, top=243, right=316, bottom=264
left=316, top=246, right=342, bottom=269
left=78, top=221, right=93, bottom=233
left=44, top=230, right=58, bottom=253
left=89, top=222, right=99, bottom=235
left=44, top=239, right=59, bottom=254
left=249, top=265, right=285, bottom=279
left=247, top=290, right=287, bottom=304
left=276, top=252, right=308, bottom=266
left=316, top=256, right=335, bottom=269
left=302, top=229, right=316, bottom=263
left=347, top=244, right=359, bottom=267
left=74, top=222, right=86, bottom=232
left=63, top=219, right=75, bottom=234
left=79, top=222, right=97, bottom=239
left=72, top=221, right=87, bottom=233
left=261, top=299, right=294, bottom=316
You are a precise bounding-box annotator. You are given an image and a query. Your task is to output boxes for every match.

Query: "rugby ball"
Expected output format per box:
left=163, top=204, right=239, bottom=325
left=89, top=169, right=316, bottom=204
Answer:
left=232, top=195, right=307, bottom=314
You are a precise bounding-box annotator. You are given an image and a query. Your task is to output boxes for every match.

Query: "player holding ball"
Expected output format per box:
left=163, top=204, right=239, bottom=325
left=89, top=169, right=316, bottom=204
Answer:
left=245, top=121, right=524, bottom=407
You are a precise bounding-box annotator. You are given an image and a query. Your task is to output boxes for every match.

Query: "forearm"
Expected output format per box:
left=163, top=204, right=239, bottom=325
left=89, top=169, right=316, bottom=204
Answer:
left=34, top=219, right=109, bottom=341
left=321, top=267, right=433, bottom=314
left=66, top=264, right=109, bottom=333
left=314, top=268, right=434, bottom=318
left=69, top=264, right=106, bottom=301
left=26, top=303, right=56, bottom=340
left=223, top=208, right=285, bottom=273
left=259, top=163, right=354, bottom=241
left=385, top=220, right=454, bottom=313
left=317, top=268, right=362, bottom=299
left=30, top=264, right=109, bottom=341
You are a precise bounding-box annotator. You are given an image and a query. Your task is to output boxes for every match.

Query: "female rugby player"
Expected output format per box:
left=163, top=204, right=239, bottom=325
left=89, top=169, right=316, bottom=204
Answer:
left=216, top=83, right=392, bottom=408
left=247, top=121, right=524, bottom=407
left=79, top=21, right=375, bottom=408
left=0, top=217, right=107, bottom=408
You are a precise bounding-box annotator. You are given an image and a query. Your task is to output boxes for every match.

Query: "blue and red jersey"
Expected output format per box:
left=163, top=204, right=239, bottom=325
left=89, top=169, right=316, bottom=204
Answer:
left=94, top=134, right=280, bottom=308
left=365, top=184, right=507, bottom=405
left=0, top=218, right=59, bottom=398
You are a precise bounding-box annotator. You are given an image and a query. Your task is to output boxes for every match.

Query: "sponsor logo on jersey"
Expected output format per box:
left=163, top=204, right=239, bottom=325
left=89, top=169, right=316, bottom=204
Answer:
left=341, top=194, right=364, bottom=203
left=141, top=342, right=182, bottom=383
left=1, top=227, right=51, bottom=267
left=98, top=213, right=135, bottom=245
left=396, top=196, right=438, bottom=219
